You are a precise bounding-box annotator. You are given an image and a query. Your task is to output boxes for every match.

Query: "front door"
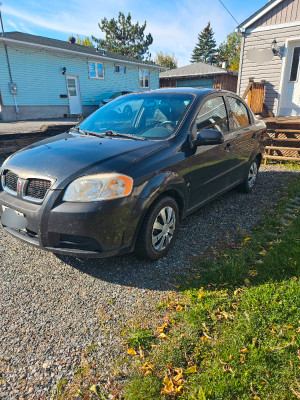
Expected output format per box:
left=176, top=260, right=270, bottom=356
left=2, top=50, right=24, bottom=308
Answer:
left=66, top=75, right=82, bottom=115
left=279, top=42, right=300, bottom=116
left=188, top=95, right=233, bottom=211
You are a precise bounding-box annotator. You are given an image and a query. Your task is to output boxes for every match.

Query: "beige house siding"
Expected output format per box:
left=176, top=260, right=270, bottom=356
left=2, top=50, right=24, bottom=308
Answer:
left=250, top=0, right=300, bottom=29
left=237, top=24, right=300, bottom=115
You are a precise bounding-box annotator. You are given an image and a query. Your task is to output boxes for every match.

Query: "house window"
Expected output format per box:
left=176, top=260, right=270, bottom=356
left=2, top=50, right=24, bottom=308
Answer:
left=290, top=47, right=300, bottom=82
left=89, top=61, right=104, bottom=79
left=139, top=69, right=149, bottom=88
left=115, top=65, right=126, bottom=74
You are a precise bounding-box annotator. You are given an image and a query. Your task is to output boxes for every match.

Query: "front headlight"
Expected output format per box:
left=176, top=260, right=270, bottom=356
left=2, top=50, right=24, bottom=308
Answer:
left=63, top=173, right=133, bottom=202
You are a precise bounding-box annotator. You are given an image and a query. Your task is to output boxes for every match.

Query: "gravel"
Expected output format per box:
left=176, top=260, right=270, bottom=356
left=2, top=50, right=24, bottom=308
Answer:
left=0, top=165, right=299, bottom=399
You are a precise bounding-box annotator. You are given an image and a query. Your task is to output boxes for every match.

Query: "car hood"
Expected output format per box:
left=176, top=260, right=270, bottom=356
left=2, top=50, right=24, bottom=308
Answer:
left=2, top=132, right=167, bottom=189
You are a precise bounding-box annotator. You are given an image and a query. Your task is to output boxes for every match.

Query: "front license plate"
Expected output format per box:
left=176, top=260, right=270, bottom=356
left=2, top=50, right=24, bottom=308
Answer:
left=1, top=206, right=27, bottom=230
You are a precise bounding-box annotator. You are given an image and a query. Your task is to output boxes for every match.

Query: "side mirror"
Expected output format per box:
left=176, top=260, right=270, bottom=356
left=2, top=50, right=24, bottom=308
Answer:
left=193, top=129, right=224, bottom=146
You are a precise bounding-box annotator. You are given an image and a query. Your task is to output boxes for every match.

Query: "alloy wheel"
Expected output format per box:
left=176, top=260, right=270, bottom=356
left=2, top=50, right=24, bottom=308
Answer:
left=248, top=161, right=258, bottom=189
left=152, top=206, right=176, bottom=251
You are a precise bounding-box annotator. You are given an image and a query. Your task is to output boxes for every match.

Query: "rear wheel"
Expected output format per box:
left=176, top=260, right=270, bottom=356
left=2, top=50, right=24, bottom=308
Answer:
left=238, top=158, right=259, bottom=193
left=135, top=196, right=179, bottom=260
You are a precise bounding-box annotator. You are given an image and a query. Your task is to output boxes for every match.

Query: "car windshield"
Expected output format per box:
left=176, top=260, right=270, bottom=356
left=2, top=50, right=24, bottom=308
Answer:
left=78, top=93, right=194, bottom=140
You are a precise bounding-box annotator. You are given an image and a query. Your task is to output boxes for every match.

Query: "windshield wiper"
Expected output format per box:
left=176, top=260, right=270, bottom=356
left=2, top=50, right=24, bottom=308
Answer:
left=104, top=130, right=145, bottom=141
left=71, top=127, right=105, bottom=138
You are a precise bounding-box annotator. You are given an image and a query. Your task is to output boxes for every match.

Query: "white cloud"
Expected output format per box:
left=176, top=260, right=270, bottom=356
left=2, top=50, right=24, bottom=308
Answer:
left=2, top=0, right=260, bottom=67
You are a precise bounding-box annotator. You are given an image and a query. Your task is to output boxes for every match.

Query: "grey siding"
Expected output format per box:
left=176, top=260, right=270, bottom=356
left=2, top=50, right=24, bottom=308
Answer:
left=238, top=25, right=300, bottom=114
left=250, top=0, right=300, bottom=29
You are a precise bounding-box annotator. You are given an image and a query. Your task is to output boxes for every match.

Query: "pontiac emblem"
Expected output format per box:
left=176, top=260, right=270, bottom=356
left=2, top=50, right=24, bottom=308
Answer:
left=17, top=178, right=25, bottom=196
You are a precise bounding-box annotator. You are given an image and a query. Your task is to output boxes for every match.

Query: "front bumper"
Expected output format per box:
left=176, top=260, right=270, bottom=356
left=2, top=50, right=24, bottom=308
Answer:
left=0, top=189, right=139, bottom=258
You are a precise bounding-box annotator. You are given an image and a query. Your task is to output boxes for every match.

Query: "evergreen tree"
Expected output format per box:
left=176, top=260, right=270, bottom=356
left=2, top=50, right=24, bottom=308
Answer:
left=92, top=12, right=153, bottom=60
left=216, top=32, right=241, bottom=72
left=190, top=22, right=217, bottom=64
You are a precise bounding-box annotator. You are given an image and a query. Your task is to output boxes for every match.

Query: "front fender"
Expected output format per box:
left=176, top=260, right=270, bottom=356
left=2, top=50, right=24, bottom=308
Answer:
left=123, top=172, right=189, bottom=247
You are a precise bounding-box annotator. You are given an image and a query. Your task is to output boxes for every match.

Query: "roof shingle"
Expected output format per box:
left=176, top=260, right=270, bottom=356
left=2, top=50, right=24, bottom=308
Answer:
left=159, top=62, right=238, bottom=79
left=1, top=31, right=160, bottom=67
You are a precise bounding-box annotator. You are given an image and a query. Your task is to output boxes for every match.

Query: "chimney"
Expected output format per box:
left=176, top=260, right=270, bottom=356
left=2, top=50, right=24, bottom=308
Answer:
left=222, top=61, right=227, bottom=69
left=68, top=36, right=76, bottom=44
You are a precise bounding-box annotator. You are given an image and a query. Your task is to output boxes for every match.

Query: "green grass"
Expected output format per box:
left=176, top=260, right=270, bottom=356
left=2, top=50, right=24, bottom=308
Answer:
left=126, top=328, right=156, bottom=351
left=124, top=175, right=300, bottom=400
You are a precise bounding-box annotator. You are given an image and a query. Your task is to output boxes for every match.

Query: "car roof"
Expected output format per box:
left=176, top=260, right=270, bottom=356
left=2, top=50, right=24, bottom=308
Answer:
left=143, top=87, right=239, bottom=100
left=148, top=87, right=221, bottom=95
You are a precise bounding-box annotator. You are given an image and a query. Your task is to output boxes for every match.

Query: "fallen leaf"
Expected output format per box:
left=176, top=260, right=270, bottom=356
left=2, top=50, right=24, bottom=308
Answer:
left=176, top=304, right=182, bottom=311
left=157, top=323, right=168, bottom=332
left=139, top=346, right=144, bottom=358
left=89, top=385, right=100, bottom=396
left=127, top=348, right=137, bottom=355
left=185, top=366, right=197, bottom=374
left=158, top=333, right=169, bottom=339
left=240, top=348, right=248, bottom=353
left=244, top=237, right=251, bottom=243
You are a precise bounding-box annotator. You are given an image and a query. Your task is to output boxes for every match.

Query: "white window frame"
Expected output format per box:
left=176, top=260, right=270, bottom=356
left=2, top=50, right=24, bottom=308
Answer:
left=139, top=68, right=149, bottom=88
left=115, top=64, right=126, bottom=74
left=88, top=60, right=105, bottom=80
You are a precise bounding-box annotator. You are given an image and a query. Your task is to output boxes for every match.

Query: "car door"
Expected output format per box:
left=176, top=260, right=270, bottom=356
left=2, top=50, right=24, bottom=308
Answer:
left=225, top=95, right=257, bottom=184
left=188, top=95, right=235, bottom=211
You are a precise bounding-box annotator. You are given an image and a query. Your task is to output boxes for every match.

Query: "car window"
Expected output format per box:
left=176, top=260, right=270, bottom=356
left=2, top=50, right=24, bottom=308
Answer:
left=227, top=96, right=250, bottom=129
left=196, top=96, right=229, bottom=134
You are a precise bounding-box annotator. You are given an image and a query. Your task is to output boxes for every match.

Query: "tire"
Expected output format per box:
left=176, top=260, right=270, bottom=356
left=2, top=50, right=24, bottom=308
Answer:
left=135, top=196, right=179, bottom=260
left=238, top=158, right=259, bottom=193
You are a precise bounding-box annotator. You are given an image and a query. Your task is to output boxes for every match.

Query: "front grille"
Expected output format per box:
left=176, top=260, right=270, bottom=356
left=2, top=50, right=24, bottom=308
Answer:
left=2, top=170, right=52, bottom=202
left=26, top=179, right=51, bottom=200
left=4, top=170, right=18, bottom=192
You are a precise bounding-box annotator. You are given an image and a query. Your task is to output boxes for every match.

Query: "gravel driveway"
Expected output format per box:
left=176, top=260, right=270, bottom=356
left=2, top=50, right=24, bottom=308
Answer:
left=0, top=165, right=298, bottom=399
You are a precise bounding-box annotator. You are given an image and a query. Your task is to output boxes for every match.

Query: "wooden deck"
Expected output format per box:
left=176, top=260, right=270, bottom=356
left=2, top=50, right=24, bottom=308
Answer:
left=262, top=117, right=300, bottom=163
left=263, top=116, right=300, bottom=125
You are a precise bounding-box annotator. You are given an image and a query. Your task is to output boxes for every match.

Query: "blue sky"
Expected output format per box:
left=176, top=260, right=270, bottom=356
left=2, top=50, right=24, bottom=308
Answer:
left=1, top=0, right=266, bottom=66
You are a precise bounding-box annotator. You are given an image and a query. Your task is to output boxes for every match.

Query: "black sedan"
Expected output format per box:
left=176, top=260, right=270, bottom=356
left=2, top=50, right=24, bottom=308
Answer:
left=0, top=88, right=266, bottom=260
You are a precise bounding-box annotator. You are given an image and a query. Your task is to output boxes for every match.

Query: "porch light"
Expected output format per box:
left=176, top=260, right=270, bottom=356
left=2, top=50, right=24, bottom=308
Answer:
left=271, top=39, right=278, bottom=55
left=62, top=67, right=67, bottom=75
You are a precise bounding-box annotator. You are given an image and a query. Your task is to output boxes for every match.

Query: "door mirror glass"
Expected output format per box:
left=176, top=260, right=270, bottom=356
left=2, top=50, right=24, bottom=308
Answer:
left=193, top=129, right=224, bottom=146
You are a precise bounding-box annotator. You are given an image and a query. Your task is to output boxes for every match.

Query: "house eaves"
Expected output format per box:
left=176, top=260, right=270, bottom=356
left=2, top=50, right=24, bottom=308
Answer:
left=0, top=35, right=165, bottom=70
left=160, top=71, right=237, bottom=79
left=235, top=0, right=284, bottom=32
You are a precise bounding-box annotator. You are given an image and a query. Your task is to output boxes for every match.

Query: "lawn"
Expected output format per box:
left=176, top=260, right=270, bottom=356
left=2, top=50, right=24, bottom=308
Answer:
left=124, top=174, right=300, bottom=400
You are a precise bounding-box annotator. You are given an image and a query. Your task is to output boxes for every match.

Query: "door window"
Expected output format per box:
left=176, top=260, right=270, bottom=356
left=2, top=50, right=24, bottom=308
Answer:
left=67, top=78, right=77, bottom=96
left=290, top=47, right=300, bottom=81
left=227, top=97, right=250, bottom=129
left=196, top=96, right=229, bottom=134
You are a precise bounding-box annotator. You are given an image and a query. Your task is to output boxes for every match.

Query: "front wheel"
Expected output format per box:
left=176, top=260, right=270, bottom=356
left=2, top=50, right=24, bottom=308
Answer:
left=238, top=158, right=259, bottom=193
left=135, top=196, right=179, bottom=260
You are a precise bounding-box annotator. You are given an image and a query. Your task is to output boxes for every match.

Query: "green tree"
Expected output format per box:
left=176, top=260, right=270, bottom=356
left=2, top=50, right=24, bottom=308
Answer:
left=76, top=35, right=94, bottom=47
left=190, top=22, right=217, bottom=64
left=155, top=52, right=177, bottom=69
left=92, top=12, right=153, bottom=60
left=216, top=32, right=241, bottom=72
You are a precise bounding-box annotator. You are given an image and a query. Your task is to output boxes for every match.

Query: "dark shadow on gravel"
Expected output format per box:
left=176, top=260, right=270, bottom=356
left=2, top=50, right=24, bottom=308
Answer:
left=54, top=169, right=298, bottom=291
